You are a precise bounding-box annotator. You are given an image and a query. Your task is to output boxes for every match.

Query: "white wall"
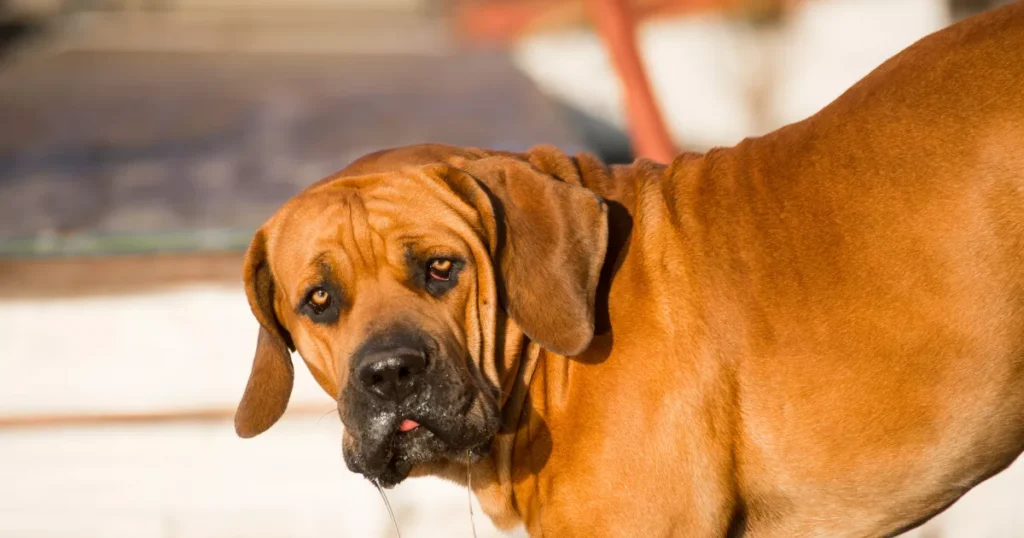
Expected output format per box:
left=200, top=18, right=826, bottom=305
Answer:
left=513, top=0, right=952, bottom=150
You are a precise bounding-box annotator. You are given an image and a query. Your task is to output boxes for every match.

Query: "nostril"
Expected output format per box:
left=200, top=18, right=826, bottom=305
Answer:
left=356, top=348, right=428, bottom=402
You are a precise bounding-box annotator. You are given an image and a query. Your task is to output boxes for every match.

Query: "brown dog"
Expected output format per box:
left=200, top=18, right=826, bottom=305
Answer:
left=234, top=4, right=1024, bottom=537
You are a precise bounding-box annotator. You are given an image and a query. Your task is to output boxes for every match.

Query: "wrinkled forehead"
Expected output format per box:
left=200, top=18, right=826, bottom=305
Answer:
left=265, top=169, right=474, bottom=290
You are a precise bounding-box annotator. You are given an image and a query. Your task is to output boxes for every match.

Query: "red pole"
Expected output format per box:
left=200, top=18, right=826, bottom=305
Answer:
left=585, top=0, right=677, bottom=163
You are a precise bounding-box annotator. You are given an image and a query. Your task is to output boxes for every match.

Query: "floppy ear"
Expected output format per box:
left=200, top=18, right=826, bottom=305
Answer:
left=455, top=156, right=609, bottom=356
left=235, top=229, right=295, bottom=439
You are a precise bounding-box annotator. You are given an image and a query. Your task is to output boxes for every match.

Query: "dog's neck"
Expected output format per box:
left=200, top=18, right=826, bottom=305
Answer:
left=408, top=149, right=657, bottom=530
left=465, top=151, right=657, bottom=531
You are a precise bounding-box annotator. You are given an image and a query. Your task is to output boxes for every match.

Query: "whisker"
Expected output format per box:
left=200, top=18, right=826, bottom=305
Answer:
left=373, top=478, right=402, bottom=538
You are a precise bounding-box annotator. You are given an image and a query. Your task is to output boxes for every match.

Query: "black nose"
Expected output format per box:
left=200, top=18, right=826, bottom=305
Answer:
left=356, top=348, right=427, bottom=402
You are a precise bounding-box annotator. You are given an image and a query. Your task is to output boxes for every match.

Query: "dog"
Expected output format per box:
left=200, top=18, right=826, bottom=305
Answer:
left=233, top=3, right=1024, bottom=536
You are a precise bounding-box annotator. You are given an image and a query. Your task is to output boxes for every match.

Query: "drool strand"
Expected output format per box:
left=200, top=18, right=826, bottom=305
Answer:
left=316, top=408, right=336, bottom=424
left=373, top=478, right=402, bottom=538
left=467, top=451, right=479, bottom=538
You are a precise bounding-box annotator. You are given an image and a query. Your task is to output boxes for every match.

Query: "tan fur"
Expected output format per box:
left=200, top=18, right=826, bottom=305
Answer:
left=235, top=4, right=1024, bottom=537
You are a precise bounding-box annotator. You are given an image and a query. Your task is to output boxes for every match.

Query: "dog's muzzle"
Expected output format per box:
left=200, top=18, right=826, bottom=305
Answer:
left=339, top=327, right=498, bottom=487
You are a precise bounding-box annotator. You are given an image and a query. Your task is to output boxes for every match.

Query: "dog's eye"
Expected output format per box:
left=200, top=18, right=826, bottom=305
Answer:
left=413, top=255, right=462, bottom=297
left=299, top=285, right=341, bottom=323
left=306, top=288, right=332, bottom=313
left=427, top=258, right=453, bottom=281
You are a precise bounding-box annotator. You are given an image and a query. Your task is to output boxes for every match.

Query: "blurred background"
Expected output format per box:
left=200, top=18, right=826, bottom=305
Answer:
left=0, top=0, right=1021, bottom=536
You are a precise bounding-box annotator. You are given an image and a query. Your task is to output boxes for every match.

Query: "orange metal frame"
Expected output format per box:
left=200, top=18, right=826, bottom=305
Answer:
left=457, top=0, right=797, bottom=163
left=585, top=0, right=676, bottom=162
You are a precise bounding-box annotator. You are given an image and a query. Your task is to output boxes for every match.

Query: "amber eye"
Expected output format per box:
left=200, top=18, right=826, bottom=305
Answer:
left=427, top=258, right=453, bottom=281
left=307, top=288, right=332, bottom=311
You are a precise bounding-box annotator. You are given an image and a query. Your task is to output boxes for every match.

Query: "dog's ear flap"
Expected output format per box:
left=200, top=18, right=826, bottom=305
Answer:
left=235, top=229, right=295, bottom=439
left=451, top=157, right=609, bottom=356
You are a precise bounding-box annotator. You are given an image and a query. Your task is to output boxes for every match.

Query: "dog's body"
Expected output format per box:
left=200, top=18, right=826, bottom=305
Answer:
left=235, top=4, right=1024, bottom=537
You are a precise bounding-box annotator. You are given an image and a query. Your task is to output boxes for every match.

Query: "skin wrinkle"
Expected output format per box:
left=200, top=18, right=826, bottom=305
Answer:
left=423, top=167, right=488, bottom=229
left=289, top=258, right=340, bottom=395
left=344, top=191, right=375, bottom=279
left=398, top=169, right=495, bottom=397
left=394, top=228, right=493, bottom=399
left=416, top=168, right=506, bottom=409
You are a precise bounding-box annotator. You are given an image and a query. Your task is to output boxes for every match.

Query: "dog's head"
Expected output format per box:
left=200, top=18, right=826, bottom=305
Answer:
left=234, top=145, right=608, bottom=486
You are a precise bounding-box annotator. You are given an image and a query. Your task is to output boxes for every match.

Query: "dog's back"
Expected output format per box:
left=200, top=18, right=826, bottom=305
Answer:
left=648, top=3, right=1024, bottom=536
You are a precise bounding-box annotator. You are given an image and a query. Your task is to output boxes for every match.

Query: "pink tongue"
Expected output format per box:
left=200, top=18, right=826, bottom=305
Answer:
left=399, top=419, right=420, bottom=432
